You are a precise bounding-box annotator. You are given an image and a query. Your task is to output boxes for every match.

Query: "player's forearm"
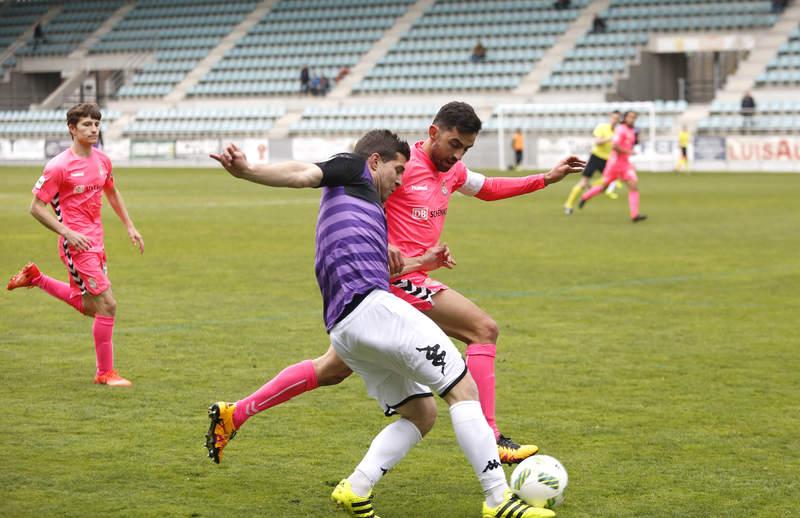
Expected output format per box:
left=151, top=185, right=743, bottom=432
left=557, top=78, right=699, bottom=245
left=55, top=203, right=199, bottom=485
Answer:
left=106, top=189, right=135, bottom=228
left=239, top=161, right=322, bottom=188
left=30, top=200, right=70, bottom=237
left=474, top=174, right=546, bottom=201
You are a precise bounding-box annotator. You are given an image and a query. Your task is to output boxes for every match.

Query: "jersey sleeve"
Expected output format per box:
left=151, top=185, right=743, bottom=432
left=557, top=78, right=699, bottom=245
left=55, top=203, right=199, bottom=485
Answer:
left=32, top=161, right=64, bottom=204
left=315, top=153, right=365, bottom=187
left=592, top=124, right=605, bottom=138
left=456, top=169, right=486, bottom=196
left=451, top=163, right=469, bottom=192
left=103, top=154, right=115, bottom=190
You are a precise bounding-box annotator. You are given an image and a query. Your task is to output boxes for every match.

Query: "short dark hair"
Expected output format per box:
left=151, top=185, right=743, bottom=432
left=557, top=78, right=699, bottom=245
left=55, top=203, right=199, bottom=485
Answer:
left=611, top=110, right=621, bottom=115
left=432, top=101, right=482, bottom=134
left=354, top=129, right=410, bottom=162
left=66, top=103, right=102, bottom=127
left=623, top=110, right=637, bottom=119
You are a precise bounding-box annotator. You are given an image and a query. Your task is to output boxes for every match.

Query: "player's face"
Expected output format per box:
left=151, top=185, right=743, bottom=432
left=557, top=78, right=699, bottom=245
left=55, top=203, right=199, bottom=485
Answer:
left=375, top=152, right=407, bottom=202
left=428, top=125, right=477, bottom=172
left=625, top=112, right=637, bottom=127
left=610, top=112, right=621, bottom=125
left=69, top=116, right=101, bottom=145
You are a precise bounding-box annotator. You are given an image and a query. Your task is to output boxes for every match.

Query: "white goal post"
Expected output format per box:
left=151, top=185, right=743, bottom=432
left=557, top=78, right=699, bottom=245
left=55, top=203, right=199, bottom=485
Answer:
left=495, top=102, right=658, bottom=171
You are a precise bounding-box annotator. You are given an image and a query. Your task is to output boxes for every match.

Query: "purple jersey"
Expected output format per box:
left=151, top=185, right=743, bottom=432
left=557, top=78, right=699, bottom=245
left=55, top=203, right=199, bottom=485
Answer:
left=314, top=153, right=389, bottom=331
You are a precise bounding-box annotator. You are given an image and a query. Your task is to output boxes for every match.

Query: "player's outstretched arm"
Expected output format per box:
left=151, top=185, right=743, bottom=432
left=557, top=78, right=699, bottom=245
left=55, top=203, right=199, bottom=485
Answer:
left=210, top=143, right=322, bottom=188
left=463, top=156, right=585, bottom=202
left=105, top=187, right=144, bottom=254
left=29, top=196, right=93, bottom=252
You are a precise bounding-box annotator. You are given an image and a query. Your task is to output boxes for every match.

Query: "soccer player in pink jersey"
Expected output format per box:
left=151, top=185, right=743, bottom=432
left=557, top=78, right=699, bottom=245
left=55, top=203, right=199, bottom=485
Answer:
left=578, top=110, right=648, bottom=222
left=6, top=103, right=144, bottom=386
left=207, top=102, right=584, bottom=468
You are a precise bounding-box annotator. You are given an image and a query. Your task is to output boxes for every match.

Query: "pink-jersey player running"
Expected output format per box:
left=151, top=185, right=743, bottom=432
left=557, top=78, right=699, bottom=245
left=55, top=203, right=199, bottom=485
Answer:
left=579, top=110, right=647, bottom=223
left=206, top=102, right=585, bottom=467
left=7, top=103, right=144, bottom=386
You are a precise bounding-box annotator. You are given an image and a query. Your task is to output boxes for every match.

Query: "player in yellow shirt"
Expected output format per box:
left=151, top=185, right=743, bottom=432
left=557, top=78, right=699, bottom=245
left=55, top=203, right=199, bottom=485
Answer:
left=675, top=126, right=690, bottom=172
left=564, top=110, right=621, bottom=214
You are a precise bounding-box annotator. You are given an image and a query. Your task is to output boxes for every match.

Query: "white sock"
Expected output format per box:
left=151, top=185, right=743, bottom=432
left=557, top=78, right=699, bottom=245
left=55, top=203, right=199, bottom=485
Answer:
left=606, top=181, right=618, bottom=194
left=449, top=400, right=508, bottom=507
left=347, top=418, right=422, bottom=496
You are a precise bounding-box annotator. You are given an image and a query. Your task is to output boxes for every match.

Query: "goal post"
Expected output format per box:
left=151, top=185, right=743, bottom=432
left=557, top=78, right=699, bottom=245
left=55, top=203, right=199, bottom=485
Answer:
left=495, top=102, right=658, bottom=171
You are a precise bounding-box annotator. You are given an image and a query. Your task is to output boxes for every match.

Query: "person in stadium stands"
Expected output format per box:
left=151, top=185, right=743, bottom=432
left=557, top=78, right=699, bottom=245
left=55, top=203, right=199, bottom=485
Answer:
left=591, top=15, right=607, bottom=33
left=32, top=23, right=47, bottom=51
left=675, top=126, right=690, bottom=172
left=208, top=129, right=559, bottom=518
left=6, top=103, right=144, bottom=386
left=471, top=41, right=487, bottom=62
left=206, top=102, right=586, bottom=468
left=578, top=110, right=647, bottom=223
left=300, top=66, right=310, bottom=94
left=511, top=128, right=524, bottom=169
left=563, top=110, right=621, bottom=215
left=740, top=91, right=756, bottom=130
left=554, top=0, right=571, bottom=10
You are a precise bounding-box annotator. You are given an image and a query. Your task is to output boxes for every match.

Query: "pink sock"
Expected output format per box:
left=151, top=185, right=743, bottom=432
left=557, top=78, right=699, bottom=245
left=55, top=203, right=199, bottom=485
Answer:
left=35, top=274, right=83, bottom=313
left=233, top=359, right=319, bottom=428
left=93, top=315, right=115, bottom=375
left=582, top=184, right=605, bottom=201
left=628, top=190, right=640, bottom=218
left=466, top=343, right=499, bottom=440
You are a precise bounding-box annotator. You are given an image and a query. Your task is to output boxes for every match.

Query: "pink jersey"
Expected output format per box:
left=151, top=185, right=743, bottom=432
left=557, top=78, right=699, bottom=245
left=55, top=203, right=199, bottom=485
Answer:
left=33, top=147, right=114, bottom=253
left=609, top=124, right=636, bottom=165
left=386, top=141, right=467, bottom=258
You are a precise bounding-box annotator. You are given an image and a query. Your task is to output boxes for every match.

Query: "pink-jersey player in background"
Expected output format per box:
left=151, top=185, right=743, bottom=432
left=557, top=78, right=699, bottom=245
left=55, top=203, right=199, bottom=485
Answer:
left=206, top=102, right=585, bottom=468
left=579, top=110, right=647, bottom=223
left=7, top=103, right=144, bottom=386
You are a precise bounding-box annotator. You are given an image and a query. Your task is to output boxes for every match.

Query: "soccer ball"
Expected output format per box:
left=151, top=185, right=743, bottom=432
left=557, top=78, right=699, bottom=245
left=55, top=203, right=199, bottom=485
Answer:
left=509, top=455, right=568, bottom=509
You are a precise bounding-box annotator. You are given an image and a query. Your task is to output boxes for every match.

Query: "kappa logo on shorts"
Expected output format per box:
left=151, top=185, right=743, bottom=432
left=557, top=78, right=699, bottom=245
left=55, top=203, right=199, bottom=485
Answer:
left=415, top=344, right=446, bottom=375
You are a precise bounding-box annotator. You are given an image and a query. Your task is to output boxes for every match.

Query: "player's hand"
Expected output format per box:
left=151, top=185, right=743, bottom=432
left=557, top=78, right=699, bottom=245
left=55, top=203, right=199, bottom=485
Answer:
left=420, top=243, right=456, bottom=271
left=127, top=225, right=144, bottom=254
left=63, top=229, right=92, bottom=252
left=388, top=244, right=404, bottom=276
left=543, top=156, right=586, bottom=185
left=210, top=143, right=251, bottom=179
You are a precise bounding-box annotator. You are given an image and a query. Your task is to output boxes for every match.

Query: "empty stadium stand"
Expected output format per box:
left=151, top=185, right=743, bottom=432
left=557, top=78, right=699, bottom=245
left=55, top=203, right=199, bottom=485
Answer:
left=190, top=0, right=416, bottom=97
left=0, top=108, right=120, bottom=138
left=542, top=0, right=779, bottom=91
left=123, top=105, right=285, bottom=137
left=354, top=0, right=588, bottom=93
left=756, top=24, right=800, bottom=86
left=90, top=0, right=258, bottom=98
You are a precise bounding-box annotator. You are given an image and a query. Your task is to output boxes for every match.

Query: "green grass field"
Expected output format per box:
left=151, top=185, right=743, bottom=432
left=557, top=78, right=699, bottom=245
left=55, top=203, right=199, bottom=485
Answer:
left=1, top=166, right=798, bottom=517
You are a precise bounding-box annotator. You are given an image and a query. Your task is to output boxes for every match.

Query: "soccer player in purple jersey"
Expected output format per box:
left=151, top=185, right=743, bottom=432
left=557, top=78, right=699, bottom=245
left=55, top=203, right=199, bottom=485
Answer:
left=208, top=130, right=554, bottom=518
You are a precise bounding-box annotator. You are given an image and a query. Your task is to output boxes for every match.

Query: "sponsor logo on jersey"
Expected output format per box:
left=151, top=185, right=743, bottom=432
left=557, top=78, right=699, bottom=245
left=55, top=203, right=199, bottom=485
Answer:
left=410, top=184, right=428, bottom=191
left=74, top=185, right=85, bottom=194
left=411, top=207, right=428, bottom=220
left=34, top=175, right=46, bottom=189
left=70, top=171, right=85, bottom=177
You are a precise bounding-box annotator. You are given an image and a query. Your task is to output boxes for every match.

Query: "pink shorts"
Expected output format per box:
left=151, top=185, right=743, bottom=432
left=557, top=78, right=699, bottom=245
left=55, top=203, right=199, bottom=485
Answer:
left=603, top=160, right=637, bottom=183
left=58, top=249, right=111, bottom=296
left=390, top=271, right=448, bottom=311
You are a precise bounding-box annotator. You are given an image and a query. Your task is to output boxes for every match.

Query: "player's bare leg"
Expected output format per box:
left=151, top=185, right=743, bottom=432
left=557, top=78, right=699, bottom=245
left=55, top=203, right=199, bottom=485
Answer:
left=426, top=288, right=538, bottom=463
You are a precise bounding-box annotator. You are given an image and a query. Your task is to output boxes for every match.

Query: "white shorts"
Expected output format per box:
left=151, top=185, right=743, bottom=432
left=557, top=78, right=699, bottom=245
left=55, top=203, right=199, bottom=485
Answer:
left=330, top=289, right=467, bottom=416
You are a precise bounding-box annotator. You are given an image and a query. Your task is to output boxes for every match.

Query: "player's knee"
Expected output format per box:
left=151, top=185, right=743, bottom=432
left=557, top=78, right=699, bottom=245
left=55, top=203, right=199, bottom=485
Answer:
left=442, top=374, right=479, bottom=405
left=408, top=399, right=437, bottom=436
left=312, top=353, right=352, bottom=386
left=102, top=296, right=117, bottom=316
left=474, top=315, right=499, bottom=343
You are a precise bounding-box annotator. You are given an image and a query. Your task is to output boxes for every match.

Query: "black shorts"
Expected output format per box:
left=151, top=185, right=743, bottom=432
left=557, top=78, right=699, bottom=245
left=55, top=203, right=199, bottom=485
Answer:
left=680, top=146, right=687, bottom=158
left=582, top=154, right=607, bottom=178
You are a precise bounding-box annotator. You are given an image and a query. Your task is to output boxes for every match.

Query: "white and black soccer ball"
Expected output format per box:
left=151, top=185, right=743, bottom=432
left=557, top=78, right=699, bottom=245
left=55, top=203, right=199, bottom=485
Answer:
left=509, top=454, right=568, bottom=509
